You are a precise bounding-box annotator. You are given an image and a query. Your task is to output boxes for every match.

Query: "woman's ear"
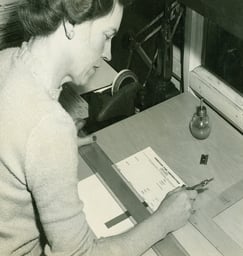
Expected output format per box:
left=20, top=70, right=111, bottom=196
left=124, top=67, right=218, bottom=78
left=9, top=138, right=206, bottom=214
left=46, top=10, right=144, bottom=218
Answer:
left=63, top=20, right=75, bottom=40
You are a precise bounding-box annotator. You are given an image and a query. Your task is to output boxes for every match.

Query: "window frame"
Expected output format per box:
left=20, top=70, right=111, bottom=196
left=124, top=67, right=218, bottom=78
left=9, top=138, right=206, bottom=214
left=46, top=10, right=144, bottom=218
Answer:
left=183, top=8, right=243, bottom=133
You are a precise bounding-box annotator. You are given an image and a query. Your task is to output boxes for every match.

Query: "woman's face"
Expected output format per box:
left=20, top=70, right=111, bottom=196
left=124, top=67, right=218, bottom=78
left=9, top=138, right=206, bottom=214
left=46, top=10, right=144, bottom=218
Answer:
left=67, top=2, right=123, bottom=86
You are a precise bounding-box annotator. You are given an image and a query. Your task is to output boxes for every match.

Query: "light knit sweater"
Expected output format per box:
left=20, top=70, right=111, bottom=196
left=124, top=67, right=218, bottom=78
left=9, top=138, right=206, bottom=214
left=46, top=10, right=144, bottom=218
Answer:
left=0, top=45, right=95, bottom=255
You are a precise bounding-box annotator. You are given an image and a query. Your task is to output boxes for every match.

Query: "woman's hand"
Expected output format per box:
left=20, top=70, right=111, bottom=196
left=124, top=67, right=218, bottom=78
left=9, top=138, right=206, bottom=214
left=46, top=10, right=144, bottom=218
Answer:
left=77, top=135, right=96, bottom=147
left=155, top=187, right=198, bottom=235
left=74, top=118, right=96, bottom=147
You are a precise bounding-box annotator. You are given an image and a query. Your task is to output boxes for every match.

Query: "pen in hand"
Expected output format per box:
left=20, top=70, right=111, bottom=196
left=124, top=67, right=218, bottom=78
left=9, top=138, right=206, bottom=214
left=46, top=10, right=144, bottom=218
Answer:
left=184, top=178, right=214, bottom=193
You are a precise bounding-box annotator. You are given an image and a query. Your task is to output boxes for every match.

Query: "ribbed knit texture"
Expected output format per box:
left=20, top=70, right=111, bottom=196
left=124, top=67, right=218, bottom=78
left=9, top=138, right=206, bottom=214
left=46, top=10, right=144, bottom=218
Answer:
left=0, top=45, right=95, bottom=255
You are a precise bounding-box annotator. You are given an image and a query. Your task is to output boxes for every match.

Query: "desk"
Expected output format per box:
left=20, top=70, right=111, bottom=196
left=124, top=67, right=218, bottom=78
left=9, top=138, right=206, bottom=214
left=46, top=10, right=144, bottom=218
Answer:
left=79, top=92, right=243, bottom=256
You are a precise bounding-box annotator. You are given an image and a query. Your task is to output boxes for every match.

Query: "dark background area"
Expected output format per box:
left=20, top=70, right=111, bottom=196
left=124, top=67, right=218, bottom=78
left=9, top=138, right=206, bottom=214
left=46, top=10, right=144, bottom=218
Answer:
left=110, top=0, right=184, bottom=84
left=204, top=20, right=243, bottom=95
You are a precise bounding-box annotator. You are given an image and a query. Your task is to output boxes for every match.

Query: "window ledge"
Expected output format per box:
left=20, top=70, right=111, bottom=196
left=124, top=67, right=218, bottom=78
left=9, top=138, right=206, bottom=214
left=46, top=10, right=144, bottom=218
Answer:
left=190, top=66, right=243, bottom=132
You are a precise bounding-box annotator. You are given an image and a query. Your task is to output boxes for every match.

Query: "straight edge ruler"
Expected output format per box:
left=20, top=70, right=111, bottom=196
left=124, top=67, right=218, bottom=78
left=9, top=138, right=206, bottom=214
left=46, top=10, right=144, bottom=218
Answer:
left=79, top=142, right=189, bottom=256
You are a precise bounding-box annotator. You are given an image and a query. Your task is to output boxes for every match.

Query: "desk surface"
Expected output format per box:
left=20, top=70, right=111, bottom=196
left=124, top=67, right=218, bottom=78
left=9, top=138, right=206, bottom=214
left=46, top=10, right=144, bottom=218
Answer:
left=96, top=92, right=243, bottom=191
left=79, top=92, right=243, bottom=256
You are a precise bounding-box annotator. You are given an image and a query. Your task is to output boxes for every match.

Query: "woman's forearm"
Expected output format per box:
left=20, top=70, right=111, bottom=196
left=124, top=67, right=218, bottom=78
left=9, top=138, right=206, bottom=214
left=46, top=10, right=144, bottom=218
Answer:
left=86, top=188, right=197, bottom=256
left=88, top=211, right=167, bottom=256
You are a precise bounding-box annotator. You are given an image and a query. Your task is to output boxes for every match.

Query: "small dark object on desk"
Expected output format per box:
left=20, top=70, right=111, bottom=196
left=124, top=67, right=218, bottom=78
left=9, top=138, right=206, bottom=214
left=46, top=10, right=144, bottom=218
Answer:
left=200, top=154, right=209, bottom=165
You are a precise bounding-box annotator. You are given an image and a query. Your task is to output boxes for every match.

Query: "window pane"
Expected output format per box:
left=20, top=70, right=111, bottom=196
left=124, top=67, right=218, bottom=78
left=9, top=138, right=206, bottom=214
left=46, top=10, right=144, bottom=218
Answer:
left=203, top=20, right=243, bottom=95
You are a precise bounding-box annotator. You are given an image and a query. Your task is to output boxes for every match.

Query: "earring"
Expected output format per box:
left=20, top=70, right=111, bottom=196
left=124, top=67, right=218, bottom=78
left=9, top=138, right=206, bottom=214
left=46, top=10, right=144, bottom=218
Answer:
left=66, top=30, right=75, bottom=40
left=63, top=19, right=75, bottom=40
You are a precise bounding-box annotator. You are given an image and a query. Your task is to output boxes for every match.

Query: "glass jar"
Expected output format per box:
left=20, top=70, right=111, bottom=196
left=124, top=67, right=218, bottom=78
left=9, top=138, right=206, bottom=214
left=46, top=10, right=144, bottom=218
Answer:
left=189, top=100, right=211, bottom=140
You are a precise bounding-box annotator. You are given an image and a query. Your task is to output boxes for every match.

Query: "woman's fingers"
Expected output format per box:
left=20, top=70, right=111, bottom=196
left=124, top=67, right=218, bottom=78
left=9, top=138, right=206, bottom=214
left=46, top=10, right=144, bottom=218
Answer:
left=186, top=189, right=198, bottom=200
left=75, top=118, right=86, bottom=132
left=77, top=135, right=97, bottom=147
left=166, top=186, right=184, bottom=197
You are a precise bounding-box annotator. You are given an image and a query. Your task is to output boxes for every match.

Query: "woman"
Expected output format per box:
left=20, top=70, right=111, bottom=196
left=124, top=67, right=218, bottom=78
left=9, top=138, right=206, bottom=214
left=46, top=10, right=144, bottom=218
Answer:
left=0, top=0, right=197, bottom=255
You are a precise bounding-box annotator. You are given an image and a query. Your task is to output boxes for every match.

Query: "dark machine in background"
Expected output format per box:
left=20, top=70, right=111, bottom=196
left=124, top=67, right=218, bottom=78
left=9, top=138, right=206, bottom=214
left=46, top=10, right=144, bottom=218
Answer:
left=111, top=0, right=185, bottom=111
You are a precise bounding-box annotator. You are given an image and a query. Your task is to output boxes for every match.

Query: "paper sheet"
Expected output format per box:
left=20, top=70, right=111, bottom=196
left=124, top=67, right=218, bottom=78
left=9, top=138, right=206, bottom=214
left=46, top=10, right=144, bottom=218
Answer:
left=78, top=175, right=157, bottom=256
left=78, top=175, right=134, bottom=238
left=114, top=147, right=185, bottom=212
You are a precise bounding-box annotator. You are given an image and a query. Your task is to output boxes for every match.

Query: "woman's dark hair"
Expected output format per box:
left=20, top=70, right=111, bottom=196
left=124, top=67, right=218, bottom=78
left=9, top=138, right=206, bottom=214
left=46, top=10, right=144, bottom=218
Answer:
left=18, top=0, right=133, bottom=37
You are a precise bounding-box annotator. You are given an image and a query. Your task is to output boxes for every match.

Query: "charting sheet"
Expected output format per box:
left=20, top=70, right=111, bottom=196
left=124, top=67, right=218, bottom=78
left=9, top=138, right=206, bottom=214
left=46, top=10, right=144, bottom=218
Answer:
left=114, top=147, right=185, bottom=212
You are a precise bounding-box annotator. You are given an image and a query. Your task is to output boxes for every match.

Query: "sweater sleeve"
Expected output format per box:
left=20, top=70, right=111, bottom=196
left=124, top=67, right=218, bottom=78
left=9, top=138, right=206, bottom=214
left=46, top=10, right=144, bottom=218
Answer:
left=25, top=110, right=96, bottom=255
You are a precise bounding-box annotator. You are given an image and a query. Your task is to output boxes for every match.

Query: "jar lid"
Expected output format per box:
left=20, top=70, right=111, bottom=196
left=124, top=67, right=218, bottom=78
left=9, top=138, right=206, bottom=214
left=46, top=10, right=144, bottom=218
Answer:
left=196, top=105, right=207, bottom=117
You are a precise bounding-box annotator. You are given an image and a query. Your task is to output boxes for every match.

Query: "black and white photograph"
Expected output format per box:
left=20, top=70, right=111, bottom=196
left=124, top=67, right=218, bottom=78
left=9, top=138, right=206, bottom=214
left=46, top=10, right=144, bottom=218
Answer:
left=0, top=0, right=243, bottom=255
